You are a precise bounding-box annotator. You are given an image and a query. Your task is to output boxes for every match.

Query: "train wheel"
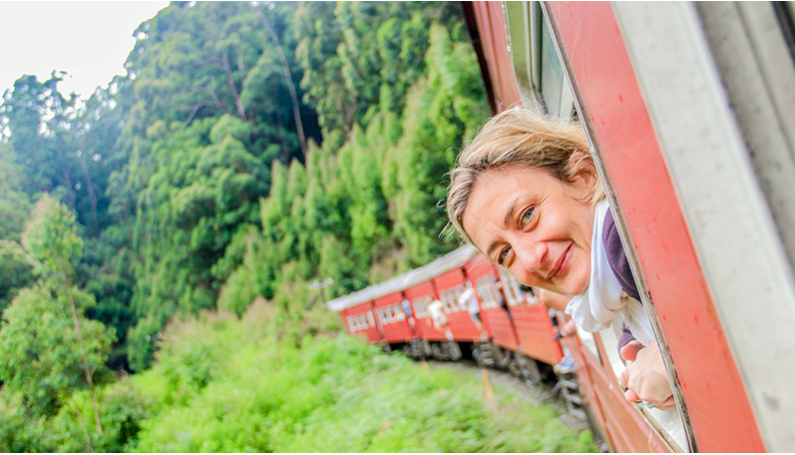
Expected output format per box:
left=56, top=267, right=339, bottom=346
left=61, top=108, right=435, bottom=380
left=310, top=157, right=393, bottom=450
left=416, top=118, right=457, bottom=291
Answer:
left=381, top=343, right=392, bottom=354
left=431, top=342, right=447, bottom=360
left=402, top=343, right=413, bottom=358
left=517, top=355, right=543, bottom=386
left=508, top=355, right=522, bottom=377
left=491, top=345, right=512, bottom=370
left=472, top=343, right=488, bottom=368
left=447, top=341, right=463, bottom=361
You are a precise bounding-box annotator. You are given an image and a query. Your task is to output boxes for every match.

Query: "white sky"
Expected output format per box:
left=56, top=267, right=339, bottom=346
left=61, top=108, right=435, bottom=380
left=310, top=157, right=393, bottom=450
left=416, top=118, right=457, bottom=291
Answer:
left=0, top=1, right=169, bottom=101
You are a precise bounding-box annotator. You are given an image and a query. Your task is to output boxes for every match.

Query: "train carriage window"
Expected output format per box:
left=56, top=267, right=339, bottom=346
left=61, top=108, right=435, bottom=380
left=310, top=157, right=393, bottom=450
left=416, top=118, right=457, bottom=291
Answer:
left=475, top=277, right=499, bottom=309
left=499, top=269, right=525, bottom=306
left=599, top=318, right=688, bottom=451
left=413, top=296, right=431, bottom=318
left=366, top=311, right=375, bottom=328
left=452, top=285, right=466, bottom=312
left=505, top=2, right=575, bottom=119
left=539, top=14, right=564, bottom=115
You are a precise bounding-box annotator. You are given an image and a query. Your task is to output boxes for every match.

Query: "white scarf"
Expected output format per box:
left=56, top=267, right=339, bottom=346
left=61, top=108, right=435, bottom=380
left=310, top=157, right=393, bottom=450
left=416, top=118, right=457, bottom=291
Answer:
left=565, top=200, right=655, bottom=346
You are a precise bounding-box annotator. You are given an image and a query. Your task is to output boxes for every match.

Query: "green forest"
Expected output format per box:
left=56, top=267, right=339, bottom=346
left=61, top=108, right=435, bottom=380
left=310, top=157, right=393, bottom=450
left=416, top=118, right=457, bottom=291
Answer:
left=0, top=2, right=594, bottom=451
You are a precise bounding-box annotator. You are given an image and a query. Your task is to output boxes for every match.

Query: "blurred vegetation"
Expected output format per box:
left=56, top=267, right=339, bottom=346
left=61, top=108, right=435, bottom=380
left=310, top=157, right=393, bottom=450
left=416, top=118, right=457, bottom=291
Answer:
left=0, top=298, right=595, bottom=452
left=0, top=2, right=594, bottom=452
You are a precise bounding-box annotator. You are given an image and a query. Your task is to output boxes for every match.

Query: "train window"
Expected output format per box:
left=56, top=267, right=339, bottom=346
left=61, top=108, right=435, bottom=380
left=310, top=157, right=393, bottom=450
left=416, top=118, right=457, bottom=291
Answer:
left=452, top=285, right=466, bottom=312
left=475, top=277, right=498, bottom=309
left=393, top=305, right=405, bottom=321
left=538, top=13, right=564, bottom=115
left=413, top=296, right=431, bottom=318
left=505, top=2, right=576, bottom=119
left=366, top=311, right=375, bottom=328
left=523, top=286, right=539, bottom=305
left=600, top=317, right=688, bottom=451
left=498, top=269, right=525, bottom=305
left=574, top=323, right=601, bottom=366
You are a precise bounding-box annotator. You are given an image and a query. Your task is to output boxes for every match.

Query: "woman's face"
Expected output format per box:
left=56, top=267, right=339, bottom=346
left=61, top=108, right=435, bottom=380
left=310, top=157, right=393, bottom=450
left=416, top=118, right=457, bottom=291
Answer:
left=462, top=165, right=596, bottom=296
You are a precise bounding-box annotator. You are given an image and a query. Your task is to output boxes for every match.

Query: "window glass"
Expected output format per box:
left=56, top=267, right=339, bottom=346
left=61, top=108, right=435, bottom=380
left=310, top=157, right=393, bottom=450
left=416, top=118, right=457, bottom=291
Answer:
left=539, top=12, right=564, bottom=116
left=366, top=311, right=375, bottom=328
left=499, top=269, right=524, bottom=305
left=452, top=285, right=465, bottom=311
left=413, top=296, right=431, bottom=318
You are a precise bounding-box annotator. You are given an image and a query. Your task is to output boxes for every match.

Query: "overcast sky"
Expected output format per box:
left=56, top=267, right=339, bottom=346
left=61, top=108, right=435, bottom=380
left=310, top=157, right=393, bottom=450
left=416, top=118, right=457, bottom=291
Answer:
left=0, top=1, right=169, bottom=101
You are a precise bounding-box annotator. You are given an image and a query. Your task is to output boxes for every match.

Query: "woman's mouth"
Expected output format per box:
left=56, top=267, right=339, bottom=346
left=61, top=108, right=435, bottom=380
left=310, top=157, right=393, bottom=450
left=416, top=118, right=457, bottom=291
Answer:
left=548, top=244, right=573, bottom=280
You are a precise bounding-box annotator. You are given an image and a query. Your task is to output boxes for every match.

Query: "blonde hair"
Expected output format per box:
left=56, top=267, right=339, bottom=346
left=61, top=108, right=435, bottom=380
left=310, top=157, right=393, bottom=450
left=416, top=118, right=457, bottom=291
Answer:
left=446, top=108, right=604, bottom=245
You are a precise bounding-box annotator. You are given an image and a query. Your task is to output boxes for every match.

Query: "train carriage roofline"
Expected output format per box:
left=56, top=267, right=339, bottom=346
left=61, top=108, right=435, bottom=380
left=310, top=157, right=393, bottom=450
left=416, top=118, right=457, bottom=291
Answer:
left=327, top=245, right=480, bottom=313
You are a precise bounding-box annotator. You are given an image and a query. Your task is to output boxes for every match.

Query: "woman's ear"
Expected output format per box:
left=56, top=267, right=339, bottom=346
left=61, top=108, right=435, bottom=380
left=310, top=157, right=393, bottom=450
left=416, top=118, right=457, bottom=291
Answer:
left=567, top=150, right=599, bottom=201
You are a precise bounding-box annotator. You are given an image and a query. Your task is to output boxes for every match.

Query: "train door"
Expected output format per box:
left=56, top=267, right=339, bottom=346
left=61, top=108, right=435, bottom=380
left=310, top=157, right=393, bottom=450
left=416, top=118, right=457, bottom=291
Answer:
left=373, top=292, right=413, bottom=344
left=404, top=280, right=446, bottom=342
left=432, top=268, right=481, bottom=341
left=464, top=255, right=519, bottom=351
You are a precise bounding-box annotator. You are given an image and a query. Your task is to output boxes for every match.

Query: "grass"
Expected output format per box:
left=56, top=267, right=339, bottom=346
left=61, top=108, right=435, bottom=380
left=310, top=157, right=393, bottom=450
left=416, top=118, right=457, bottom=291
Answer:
left=123, top=300, right=597, bottom=452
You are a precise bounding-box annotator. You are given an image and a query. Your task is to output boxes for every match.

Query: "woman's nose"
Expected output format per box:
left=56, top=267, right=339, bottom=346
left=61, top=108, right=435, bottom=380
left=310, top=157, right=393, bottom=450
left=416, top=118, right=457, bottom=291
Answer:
left=514, top=240, right=547, bottom=274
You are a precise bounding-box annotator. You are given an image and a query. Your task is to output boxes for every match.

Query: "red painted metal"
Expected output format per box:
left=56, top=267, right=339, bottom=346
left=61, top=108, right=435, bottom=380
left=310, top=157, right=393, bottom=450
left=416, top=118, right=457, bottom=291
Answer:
left=373, top=292, right=413, bottom=344
left=509, top=303, right=563, bottom=366
left=464, top=256, right=520, bottom=350
left=433, top=268, right=481, bottom=341
left=471, top=2, right=523, bottom=110
left=548, top=2, right=765, bottom=451
left=342, top=302, right=382, bottom=344
left=405, top=280, right=447, bottom=342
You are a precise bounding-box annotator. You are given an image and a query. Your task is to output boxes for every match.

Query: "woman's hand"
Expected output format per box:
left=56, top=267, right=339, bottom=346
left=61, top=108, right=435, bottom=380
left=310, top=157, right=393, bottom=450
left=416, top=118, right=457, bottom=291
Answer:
left=619, top=340, right=676, bottom=410
left=561, top=319, right=577, bottom=337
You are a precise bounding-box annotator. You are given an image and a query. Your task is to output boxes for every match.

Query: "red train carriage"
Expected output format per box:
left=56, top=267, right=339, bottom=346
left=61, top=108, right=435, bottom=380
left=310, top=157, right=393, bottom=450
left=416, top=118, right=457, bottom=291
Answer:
left=340, top=302, right=381, bottom=344
left=465, top=256, right=519, bottom=352
left=373, top=291, right=413, bottom=345
left=403, top=280, right=445, bottom=342
left=500, top=268, right=563, bottom=367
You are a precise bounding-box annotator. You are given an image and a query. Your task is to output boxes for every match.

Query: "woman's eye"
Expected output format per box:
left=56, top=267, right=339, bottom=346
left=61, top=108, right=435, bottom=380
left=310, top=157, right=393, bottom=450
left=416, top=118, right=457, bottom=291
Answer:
left=520, top=208, right=535, bottom=227
left=498, top=247, right=511, bottom=265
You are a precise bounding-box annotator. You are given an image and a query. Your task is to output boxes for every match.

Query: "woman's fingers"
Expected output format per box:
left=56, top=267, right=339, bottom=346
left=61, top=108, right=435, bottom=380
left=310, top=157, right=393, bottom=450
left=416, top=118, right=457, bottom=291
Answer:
left=624, top=388, right=640, bottom=403
left=620, top=340, right=644, bottom=363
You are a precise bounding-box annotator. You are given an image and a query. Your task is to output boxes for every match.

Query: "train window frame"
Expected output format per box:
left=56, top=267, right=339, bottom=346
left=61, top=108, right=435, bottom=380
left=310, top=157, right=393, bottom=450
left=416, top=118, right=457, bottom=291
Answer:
left=600, top=316, right=688, bottom=452
left=414, top=295, right=432, bottom=318
left=538, top=2, right=698, bottom=450
left=505, top=1, right=575, bottom=118
left=498, top=269, right=525, bottom=306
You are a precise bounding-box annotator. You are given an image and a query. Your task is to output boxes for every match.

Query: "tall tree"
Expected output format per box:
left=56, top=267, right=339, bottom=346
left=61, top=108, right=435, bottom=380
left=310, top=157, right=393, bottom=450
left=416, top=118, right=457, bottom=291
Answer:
left=0, top=195, right=113, bottom=440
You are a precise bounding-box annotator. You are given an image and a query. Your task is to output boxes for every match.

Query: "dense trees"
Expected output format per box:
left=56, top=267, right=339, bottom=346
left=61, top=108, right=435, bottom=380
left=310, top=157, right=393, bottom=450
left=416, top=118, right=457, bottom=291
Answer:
left=0, top=2, right=502, bottom=451
left=0, top=3, right=491, bottom=448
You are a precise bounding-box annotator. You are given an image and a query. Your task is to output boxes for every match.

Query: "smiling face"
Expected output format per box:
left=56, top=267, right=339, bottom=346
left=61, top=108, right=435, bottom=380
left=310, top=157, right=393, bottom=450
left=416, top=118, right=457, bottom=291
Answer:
left=461, top=165, right=597, bottom=297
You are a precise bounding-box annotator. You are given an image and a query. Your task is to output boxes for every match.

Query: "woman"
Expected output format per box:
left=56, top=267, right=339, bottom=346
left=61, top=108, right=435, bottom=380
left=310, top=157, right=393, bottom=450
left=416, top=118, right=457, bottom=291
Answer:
left=446, top=108, right=674, bottom=409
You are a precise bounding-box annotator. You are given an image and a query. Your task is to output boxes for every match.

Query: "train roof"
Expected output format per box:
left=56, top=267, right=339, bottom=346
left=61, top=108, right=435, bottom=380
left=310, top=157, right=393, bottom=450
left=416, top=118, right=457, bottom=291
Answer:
left=326, top=245, right=480, bottom=312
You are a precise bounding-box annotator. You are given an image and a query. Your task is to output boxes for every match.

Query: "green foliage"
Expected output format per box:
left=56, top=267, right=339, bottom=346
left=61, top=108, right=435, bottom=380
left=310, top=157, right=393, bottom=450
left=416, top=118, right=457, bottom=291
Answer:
left=0, top=286, right=114, bottom=416
left=0, top=240, right=36, bottom=315
left=22, top=194, right=84, bottom=280
left=122, top=309, right=595, bottom=452
left=46, top=382, right=150, bottom=452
